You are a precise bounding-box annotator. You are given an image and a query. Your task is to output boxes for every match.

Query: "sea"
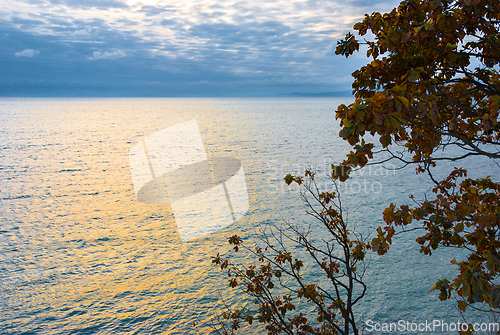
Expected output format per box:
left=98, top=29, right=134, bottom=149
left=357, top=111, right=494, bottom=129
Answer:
left=1, top=98, right=498, bottom=334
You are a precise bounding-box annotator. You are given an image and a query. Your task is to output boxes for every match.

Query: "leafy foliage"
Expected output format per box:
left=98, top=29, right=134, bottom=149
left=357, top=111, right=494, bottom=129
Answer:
left=335, top=0, right=500, bottom=311
left=212, top=171, right=370, bottom=334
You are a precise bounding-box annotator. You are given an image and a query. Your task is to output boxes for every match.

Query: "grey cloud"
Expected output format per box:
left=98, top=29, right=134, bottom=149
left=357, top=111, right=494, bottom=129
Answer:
left=244, top=51, right=259, bottom=61
left=160, top=19, right=177, bottom=27
left=188, top=21, right=291, bottom=46
left=323, top=41, right=337, bottom=57
left=10, top=17, right=46, bottom=26
left=87, top=50, right=126, bottom=60
left=45, top=17, right=75, bottom=27
left=73, top=26, right=92, bottom=35
left=136, top=4, right=173, bottom=16
left=47, top=0, right=128, bottom=8
left=115, top=18, right=139, bottom=26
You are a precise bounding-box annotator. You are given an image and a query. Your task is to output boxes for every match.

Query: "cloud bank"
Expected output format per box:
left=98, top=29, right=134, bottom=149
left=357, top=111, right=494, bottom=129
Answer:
left=0, top=0, right=402, bottom=96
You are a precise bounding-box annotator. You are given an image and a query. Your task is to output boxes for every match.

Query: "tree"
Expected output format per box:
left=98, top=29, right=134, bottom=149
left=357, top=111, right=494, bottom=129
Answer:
left=212, top=171, right=370, bottom=334
left=334, top=0, right=500, bottom=312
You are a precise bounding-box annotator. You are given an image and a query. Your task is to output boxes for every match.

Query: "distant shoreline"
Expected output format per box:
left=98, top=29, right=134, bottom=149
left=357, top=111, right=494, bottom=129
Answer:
left=0, top=91, right=353, bottom=98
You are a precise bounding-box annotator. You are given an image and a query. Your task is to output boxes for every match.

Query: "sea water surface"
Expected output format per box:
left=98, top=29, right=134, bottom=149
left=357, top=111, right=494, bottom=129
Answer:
left=1, top=98, right=497, bottom=334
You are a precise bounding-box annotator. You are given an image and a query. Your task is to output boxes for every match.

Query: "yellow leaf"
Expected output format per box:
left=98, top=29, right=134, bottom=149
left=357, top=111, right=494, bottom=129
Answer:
left=425, top=19, right=433, bottom=30
left=397, top=96, right=409, bottom=108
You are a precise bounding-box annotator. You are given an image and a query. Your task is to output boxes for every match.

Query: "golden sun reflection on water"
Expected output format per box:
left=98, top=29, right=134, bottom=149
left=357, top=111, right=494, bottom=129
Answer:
left=2, top=98, right=269, bottom=333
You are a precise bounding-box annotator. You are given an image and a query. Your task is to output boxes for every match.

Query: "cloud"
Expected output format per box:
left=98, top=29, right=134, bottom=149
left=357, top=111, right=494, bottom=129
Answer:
left=87, top=50, right=127, bottom=60
left=15, top=49, right=40, bottom=57
left=73, top=26, right=93, bottom=35
left=47, top=0, right=128, bottom=9
left=245, top=51, right=259, bottom=61
left=1, top=0, right=403, bottom=95
left=323, top=41, right=337, bottom=57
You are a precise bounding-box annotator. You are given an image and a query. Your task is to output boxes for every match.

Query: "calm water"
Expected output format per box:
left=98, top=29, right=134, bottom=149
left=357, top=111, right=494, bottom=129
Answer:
left=0, top=98, right=497, bottom=334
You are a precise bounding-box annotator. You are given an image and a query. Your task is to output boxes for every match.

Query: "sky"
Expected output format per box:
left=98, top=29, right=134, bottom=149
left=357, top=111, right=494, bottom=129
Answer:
left=0, top=0, right=401, bottom=97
